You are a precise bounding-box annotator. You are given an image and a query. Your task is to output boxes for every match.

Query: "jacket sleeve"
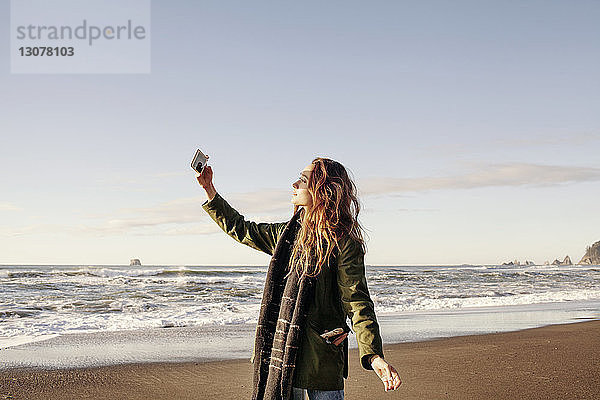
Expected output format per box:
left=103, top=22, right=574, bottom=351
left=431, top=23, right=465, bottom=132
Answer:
left=336, top=237, right=385, bottom=370
left=201, top=192, right=287, bottom=256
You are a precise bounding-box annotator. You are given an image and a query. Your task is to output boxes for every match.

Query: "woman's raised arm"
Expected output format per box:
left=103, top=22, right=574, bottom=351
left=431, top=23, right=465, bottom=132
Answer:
left=197, top=165, right=286, bottom=256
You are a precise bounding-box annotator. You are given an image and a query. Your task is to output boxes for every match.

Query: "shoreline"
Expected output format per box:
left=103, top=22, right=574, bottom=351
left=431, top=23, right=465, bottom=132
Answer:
left=3, top=298, right=600, bottom=371
left=2, top=299, right=599, bottom=370
left=1, top=319, right=599, bottom=399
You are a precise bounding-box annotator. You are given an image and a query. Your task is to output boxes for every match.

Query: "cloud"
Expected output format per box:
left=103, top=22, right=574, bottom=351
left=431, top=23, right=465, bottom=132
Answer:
left=72, top=221, right=222, bottom=236
left=1, top=189, right=295, bottom=238
left=0, top=202, right=22, bottom=211
left=0, top=223, right=61, bottom=237
left=496, top=132, right=599, bottom=147
left=424, top=132, right=599, bottom=154
left=227, top=189, right=293, bottom=214
left=357, top=163, right=600, bottom=195
left=7, top=163, right=594, bottom=238
left=73, top=190, right=293, bottom=236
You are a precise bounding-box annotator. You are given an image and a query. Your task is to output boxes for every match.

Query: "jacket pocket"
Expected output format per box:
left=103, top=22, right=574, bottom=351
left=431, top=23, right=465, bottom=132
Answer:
left=296, top=318, right=346, bottom=386
left=307, top=319, right=350, bottom=349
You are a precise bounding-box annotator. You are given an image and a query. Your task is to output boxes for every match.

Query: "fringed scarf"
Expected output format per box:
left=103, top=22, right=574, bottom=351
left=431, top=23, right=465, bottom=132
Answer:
left=251, top=209, right=316, bottom=400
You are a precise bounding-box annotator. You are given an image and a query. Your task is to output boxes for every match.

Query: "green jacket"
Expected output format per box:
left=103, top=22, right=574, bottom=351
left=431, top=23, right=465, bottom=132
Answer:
left=202, top=193, right=384, bottom=390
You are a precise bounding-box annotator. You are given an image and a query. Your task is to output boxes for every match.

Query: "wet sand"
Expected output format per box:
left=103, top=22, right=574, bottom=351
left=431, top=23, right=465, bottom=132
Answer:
left=1, top=320, right=598, bottom=399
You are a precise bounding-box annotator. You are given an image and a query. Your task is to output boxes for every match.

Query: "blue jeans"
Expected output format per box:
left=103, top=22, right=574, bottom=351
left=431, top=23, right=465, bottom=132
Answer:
left=292, top=386, right=344, bottom=400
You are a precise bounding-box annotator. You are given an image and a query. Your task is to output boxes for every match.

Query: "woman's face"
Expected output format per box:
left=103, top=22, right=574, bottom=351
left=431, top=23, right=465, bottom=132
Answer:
left=291, top=163, right=314, bottom=208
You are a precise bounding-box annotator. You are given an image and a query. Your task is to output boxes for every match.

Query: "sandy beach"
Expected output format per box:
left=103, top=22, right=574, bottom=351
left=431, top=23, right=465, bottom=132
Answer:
left=1, top=319, right=598, bottom=399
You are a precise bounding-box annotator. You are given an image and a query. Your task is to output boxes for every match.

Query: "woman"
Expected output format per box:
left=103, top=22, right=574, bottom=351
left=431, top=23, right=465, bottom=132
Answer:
left=197, top=157, right=401, bottom=400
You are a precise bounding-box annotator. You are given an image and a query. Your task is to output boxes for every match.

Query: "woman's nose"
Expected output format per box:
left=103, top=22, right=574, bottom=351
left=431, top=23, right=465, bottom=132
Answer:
left=292, top=181, right=299, bottom=189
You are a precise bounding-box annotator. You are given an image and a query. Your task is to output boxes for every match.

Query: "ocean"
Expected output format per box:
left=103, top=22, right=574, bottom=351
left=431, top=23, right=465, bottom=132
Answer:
left=1, top=263, right=600, bottom=368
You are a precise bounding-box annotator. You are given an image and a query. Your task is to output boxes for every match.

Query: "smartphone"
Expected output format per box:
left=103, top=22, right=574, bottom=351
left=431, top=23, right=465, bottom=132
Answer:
left=191, top=149, right=208, bottom=174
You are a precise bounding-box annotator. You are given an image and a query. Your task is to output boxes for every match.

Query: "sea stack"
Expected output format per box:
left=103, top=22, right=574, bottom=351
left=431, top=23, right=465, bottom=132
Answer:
left=551, top=256, right=572, bottom=266
left=130, top=259, right=141, bottom=266
left=579, top=241, right=600, bottom=265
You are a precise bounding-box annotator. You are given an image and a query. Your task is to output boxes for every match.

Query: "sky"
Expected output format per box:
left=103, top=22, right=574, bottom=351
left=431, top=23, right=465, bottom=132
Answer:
left=1, top=0, right=599, bottom=266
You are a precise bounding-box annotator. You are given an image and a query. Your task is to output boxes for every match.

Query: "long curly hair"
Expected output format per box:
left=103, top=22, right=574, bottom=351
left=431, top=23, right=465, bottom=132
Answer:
left=288, top=157, right=366, bottom=278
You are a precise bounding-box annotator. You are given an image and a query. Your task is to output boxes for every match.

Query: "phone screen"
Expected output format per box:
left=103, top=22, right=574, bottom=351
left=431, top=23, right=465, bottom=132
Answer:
left=191, top=149, right=207, bottom=173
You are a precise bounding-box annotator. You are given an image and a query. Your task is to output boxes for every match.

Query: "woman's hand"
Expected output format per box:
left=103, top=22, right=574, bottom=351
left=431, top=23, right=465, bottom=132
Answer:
left=196, top=165, right=213, bottom=188
left=371, top=356, right=402, bottom=392
left=195, top=156, right=216, bottom=201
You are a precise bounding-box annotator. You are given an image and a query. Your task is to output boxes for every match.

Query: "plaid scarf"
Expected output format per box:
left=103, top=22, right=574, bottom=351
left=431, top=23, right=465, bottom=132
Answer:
left=251, top=209, right=316, bottom=400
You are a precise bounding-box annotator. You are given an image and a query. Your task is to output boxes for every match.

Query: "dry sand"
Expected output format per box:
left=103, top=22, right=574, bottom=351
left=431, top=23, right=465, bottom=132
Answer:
left=1, top=320, right=598, bottom=399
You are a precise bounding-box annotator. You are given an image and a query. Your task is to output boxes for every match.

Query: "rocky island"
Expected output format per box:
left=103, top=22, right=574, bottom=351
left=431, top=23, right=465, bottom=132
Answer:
left=550, top=255, right=572, bottom=266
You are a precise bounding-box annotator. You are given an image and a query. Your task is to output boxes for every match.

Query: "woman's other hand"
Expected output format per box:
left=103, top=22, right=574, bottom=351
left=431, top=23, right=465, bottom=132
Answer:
left=371, top=356, right=402, bottom=392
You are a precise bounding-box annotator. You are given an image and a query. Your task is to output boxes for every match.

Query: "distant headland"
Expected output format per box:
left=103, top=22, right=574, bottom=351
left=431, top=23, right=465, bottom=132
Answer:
left=579, top=241, right=600, bottom=265
left=503, top=240, right=599, bottom=266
